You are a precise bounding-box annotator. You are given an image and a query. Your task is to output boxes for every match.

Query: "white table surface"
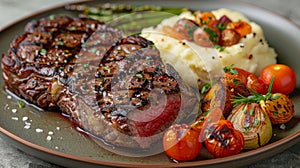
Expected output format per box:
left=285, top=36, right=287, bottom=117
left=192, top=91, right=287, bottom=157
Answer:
left=0, top=0, right=299, bottom=168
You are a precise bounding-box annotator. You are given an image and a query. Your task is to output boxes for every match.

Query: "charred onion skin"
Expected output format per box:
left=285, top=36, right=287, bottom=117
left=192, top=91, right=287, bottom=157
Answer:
left=228, top=103, right=272, bottom=149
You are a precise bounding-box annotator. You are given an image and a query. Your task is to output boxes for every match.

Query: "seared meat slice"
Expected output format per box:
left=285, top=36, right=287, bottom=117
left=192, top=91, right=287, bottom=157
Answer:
left=2, top=16, right=198, bottom=151
left=56, top=35, right=198, bottom=149
left=1, top=16, right=124, bottom=108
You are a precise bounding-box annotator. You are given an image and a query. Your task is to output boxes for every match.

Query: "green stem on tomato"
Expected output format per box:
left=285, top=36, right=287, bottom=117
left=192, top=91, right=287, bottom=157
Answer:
left=232, top=77, right=275, bottom=106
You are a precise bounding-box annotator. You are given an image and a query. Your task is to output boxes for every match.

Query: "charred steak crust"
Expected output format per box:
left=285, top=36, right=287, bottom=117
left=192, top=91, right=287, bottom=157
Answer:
left=2, top=16, right=198, bottom=149
left=96, top=35, right=182, bottom=137
left=1, top=16, right=124, bottom=108
left=56, top=34, right=198, bottom=148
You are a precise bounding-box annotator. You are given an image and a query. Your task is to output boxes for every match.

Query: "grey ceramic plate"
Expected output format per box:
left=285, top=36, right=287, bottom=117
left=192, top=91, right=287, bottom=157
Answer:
left=0, top=0, right=299, bottom=167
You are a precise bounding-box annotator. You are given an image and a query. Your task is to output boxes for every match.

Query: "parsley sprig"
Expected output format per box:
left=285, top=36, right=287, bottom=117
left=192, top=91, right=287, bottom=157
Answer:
left=223, top=64, right=238, bottom=74
left=232, top=77, right=277, bottom=106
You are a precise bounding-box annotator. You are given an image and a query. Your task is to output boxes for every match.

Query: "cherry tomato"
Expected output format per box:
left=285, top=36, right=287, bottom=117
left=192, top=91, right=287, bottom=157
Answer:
left=199, top=12, right=217, bottom=27
left=260, top=64, right=296, bottom=95
left=204, top=119, right=244, bottom=158
left=173, top=19, right=198, bottom=41
left=163, top=124, right=202, bottom=161
left=235, top=68, right=268, bottom=94
left=227, top=21, right=252, bottom=37
left=224, top=67, right=268, bottom=94
left=193, top=108, right=225, bottom=141
left=220, top=29, right=241, bottom=46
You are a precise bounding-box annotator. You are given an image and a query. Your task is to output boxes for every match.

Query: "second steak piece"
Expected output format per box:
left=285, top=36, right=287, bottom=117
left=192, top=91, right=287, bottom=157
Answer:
left=56, top=34, right=198, bottom=150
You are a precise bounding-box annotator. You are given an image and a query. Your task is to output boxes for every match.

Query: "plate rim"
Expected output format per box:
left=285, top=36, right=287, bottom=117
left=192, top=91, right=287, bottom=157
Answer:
left=1, top=125, right=299, bottom=167
left=0, top=0, right=299, bottom=167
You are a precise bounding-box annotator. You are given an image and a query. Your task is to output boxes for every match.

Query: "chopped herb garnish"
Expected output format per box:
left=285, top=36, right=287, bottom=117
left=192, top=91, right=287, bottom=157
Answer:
left=117, top=48, right=122, bottom=53
left=217, top=23, right=227, bottom=31
left=223, top=64, right=238, bottom=74
left=199, top=18, right=206, bottom=25
left=82, top=43, right=87, bottom=47
left=201, top=82, right=212, bottom=94
left=243, top=127, right=250, bottom=134
left=99, top=76, right=106, bottom=81
left=40, top=48, right=47, bottom=55
left=187, top=25, right=197, bottom=38
left=250, top=109, right=255, bottom=116
left=271, top=94, right=281, bottom=100
left=57, top=41, right=64, bottom=46
left=253, top=119, right=260, bottom=126
left=134, top=74, right=143, bottom=79
left=203, top=27, right=219, bottom=43
left=104, top=66, right=111, bottom=73
left=70, top=26, right=76, bottom=31
left=18, top=101, right=25, bottom=108
left=213, top=44, right=226, bottom=52
left=93, top=40, right=101, bottom=45
left=83, top=63, right=90, bottom=69
left=100, top=33, right=106, bottom=39
left=89, top=47, right=97, bottom=53
left=203, top=110, right=211, bottom=117
left=149, top=45, right=156, bottom=50
left=233, top=78, right=239, bottom=85
left=243, top=122, right=250, bottom=128
left=273, top=111, right=278, bottom=116
left=49, top=14, right=55, bottom=20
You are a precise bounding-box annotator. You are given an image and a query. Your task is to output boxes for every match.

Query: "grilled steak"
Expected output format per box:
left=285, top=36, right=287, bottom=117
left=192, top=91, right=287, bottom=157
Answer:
left=2, top=16, right=198, bottom=150
left=2, top=15, right=123, bottom=109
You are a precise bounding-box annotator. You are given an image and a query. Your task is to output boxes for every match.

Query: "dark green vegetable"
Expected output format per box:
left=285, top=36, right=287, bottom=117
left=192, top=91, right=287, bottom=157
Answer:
left=66, top=3, right=190, bottom=34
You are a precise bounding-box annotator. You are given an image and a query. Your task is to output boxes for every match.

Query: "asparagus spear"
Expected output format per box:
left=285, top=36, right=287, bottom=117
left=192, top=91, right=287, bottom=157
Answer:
left=66, top=3, right=190, bottom=34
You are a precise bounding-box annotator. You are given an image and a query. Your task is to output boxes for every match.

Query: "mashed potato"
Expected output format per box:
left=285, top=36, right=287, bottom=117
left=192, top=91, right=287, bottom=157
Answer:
left=141, top=8, right=277, bottom=87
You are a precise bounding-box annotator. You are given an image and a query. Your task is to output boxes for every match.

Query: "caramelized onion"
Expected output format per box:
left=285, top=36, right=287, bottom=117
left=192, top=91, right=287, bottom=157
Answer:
left=227, top=103, right=272, bottom=149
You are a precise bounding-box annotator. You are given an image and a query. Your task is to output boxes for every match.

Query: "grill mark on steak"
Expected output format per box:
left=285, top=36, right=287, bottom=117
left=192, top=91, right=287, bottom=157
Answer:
left=94, top=36, right=181, bottom=137
left=58, top=34, right=196, bottom=145
left=2, top=16, right=199, bottom=149
left=2, top=16, right=124, bottom=109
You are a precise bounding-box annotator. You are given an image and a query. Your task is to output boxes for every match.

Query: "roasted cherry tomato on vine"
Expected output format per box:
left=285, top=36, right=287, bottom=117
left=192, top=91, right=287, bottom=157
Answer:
left=227, top=21, right=252, bottom=37
left=224, top=67, right=268, bottom=94
left=237, top=68, right=268, bottom=94
left=260, top=64, right=296, bottom=95
left=204, top=119, right=244, bottom=158
left=199, top=12, right=217, bottom=26
left=163, top=124, right=202, bottom=161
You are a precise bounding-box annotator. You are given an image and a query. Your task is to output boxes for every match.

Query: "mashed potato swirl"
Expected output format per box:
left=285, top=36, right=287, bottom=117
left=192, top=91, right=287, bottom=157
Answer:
left=141, top=8, right=277, bottom=86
